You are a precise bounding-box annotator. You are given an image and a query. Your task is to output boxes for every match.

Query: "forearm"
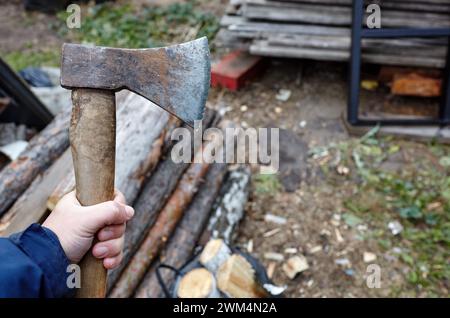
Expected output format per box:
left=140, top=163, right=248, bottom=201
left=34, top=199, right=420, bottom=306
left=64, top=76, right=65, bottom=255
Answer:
left=0, top=224, right=74, bottom=298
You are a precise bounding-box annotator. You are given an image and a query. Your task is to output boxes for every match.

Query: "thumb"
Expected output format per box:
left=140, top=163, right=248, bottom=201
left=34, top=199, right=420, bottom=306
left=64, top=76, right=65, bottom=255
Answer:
left=82, top=200, right=134, bottom=233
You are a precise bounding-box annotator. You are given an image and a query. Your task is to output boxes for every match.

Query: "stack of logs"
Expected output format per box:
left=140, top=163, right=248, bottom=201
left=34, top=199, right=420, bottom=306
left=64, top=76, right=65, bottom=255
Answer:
left=218, top=0, right=450, bottom=68
left=0, top=90, right=251, bottom=298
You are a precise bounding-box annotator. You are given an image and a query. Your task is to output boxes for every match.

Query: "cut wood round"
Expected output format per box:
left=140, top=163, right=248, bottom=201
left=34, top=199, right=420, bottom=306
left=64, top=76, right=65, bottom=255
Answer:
left=176, top=268, right=220, bottom=298
left=217, top=254, right=269, bottom=298
left=199, top=238, right=231, bottom=274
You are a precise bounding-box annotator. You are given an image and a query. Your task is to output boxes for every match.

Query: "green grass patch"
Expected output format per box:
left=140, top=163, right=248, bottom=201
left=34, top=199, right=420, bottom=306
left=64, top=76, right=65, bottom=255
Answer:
left=253, top=174, right=282, bottom=195
left=3, top=50, right=60, bottom=71
left=54, top=1, right=220, bottom=49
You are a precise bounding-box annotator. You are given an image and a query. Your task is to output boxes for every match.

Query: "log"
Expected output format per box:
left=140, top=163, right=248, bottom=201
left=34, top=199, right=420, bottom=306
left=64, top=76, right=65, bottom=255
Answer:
left=109, top=121, right=228, bottom=298
left=200, top=238, right=232, bottom=274
left=47, top=91, right=171, bottom=210
left=106, top=109, right=217, bottom=291
left=134, top=162, right=228, bottom=298
left=217, top=254, right=269, bottom=298
left=0, top=149, right=72, bottom=236
left=0, top=106, right=71, bottom=217
left=176, top=268, right=220, bottom=298
left=203, top=166, right=251, bottom=244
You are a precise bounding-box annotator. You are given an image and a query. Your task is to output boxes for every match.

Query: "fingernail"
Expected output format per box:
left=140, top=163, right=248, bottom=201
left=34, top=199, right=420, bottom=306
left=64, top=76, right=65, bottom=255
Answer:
left=95, top=246, right=108, bottom=257
left=125, top=206, right=134, bottom=218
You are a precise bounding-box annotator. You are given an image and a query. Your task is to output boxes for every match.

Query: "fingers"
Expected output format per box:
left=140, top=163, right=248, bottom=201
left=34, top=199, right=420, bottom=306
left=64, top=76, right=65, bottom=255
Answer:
left=85, top=200, right=134, bottom=230
left=113, top=189, right=126, bottom=205
left=103, top=252, right=123, bottom=269
left=92, top=237, right=124, bottom=259
left=97, top=224, right=126, bottom=241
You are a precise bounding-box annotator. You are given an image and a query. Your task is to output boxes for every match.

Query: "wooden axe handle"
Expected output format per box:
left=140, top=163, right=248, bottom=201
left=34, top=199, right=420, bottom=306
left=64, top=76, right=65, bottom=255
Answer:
left=70, top=88, right=116, bottom=298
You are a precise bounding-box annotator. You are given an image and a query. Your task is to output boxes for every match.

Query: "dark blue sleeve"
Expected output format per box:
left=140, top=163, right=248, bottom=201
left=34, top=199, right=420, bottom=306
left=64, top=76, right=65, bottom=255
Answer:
left=0, top=223, right=75, bottom=298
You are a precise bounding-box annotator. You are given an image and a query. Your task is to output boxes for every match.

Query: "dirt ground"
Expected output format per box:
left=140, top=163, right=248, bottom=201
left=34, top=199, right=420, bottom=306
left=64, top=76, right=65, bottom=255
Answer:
left=1, top=0, right=448, bottom=298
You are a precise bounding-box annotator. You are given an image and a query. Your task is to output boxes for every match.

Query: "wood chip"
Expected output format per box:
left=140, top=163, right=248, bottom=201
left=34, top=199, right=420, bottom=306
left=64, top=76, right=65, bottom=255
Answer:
left=263, top=228, right=281, bottom=238
left=282, top=255, right=309, bottom=279
left=264, top=252, right=284, bottom=262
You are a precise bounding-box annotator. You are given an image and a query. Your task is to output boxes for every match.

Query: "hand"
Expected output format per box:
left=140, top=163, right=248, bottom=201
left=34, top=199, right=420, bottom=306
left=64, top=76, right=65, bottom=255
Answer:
left=43, top=190, right=134, bottom=269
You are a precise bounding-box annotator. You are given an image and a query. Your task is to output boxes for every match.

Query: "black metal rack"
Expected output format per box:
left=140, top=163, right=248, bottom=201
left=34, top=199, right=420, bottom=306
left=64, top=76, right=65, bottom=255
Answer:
left=348, top=0, right=450, bottom=126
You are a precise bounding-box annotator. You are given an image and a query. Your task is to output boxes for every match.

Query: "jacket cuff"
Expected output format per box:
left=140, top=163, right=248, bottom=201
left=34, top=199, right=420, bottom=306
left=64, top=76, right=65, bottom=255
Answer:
left=9, top=223, right=74, bottom=297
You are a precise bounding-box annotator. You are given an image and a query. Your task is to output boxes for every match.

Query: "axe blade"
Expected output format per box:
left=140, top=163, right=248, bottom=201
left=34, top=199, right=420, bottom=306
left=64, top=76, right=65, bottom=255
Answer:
left=61, top=37, right=210, bottom=126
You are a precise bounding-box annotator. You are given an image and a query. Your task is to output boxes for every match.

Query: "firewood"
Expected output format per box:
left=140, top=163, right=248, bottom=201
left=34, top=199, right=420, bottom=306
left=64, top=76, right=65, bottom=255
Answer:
left=177, top=268, right=220, bottom=298
left=0, top=106, right=71, bottom=216
left=107, top=109, right=217, bottom=291
left=391, top=73, right=442, bottom=97
left=217, top=254, right=269, bottom=298
left=134, top=162, right=228, bottom=298
left=109, top=121, right=228, bottom=298
left=200, top=238, right=231, bottom=274
left=0, top=149, right=72, bottom=236
left=201, top=166, right=251, bottom=244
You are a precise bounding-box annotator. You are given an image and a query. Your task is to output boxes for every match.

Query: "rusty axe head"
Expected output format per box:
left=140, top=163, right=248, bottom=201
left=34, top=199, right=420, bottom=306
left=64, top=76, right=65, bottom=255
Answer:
left=60, top=37, right=210, bottom=126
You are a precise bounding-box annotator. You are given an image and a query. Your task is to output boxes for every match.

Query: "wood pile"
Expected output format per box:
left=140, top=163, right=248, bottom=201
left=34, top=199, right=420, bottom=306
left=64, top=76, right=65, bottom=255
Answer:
left=0, top=89, right=252, bottom=298
left=218, top=0, right=450, bottom=68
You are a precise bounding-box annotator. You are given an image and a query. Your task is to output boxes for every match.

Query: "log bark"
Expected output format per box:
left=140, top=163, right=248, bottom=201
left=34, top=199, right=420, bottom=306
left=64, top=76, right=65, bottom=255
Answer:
left=0, top=106, right=71, bottom=216
left=202, top=166, right=251, bottom=244
left=134, top=162, right=228, bottom=298
left=0, top=149, right=72, bottom=236
left=109, top=122, right=227, bottom=298
left=107, top=109, right=217, bottom=291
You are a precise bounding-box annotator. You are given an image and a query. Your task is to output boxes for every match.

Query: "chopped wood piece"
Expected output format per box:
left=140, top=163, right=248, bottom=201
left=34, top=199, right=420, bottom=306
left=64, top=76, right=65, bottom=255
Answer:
left=177, top=268, right=220, bottom=298
left=282, top=255, right=309, bottom=279
left=391, top=73, right=442, bottom=97
left=217, top=254, right=269, bottom=298
left=200, top=238, right=232, bottom=274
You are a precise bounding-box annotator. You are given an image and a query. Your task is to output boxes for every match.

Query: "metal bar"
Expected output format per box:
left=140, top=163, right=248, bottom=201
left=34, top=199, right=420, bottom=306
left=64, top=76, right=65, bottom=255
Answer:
left=348, top=0, right=364, bottom=125
left=351, top=119, right=442, bottom=126
left=362, top=28, right=450, bottom=38
left=440, top=37, right=450, bottom=125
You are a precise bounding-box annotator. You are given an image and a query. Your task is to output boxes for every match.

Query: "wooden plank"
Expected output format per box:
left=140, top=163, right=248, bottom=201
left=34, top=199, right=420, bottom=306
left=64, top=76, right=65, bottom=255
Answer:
left=249, top=40, right=446, bottom=68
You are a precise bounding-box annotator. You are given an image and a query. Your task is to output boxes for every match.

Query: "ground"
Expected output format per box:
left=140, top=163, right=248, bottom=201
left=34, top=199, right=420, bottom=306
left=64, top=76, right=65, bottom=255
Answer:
left=1, top=0, right=448, bottom=298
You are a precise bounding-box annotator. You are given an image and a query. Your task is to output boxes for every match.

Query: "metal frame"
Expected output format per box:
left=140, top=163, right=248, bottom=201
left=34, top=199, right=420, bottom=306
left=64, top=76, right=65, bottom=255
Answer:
left=348, top=0, right=450, bottom=126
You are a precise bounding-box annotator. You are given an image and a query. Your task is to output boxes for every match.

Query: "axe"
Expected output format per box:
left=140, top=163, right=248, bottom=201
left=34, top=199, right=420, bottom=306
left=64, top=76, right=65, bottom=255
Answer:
left=60, top=37, right=210, bottom=297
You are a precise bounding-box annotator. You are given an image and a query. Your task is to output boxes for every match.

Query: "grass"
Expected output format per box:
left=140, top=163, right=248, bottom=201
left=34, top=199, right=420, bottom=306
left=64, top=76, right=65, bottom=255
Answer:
left=315, top=128, right=450, bottom=295
left=4, top=1, right=219, bottom=71
left=54, top=1, right=220, bottom=48
left=3, top=50, right=60, bottom=71
left=253, top=174, right=282, bottom=195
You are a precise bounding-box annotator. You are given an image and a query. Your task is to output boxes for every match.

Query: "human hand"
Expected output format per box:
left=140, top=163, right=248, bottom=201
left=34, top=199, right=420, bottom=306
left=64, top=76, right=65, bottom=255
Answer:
left=42, top=190, right=134, bottom=269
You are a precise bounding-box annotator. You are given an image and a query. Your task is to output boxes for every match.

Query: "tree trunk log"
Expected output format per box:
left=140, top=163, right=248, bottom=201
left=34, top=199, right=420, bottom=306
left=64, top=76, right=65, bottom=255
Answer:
left=0, top=107, right=71, bottom=216
left=134, top=162, right=228, bottom=298
left=0, top=149, right=72, bottom=236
